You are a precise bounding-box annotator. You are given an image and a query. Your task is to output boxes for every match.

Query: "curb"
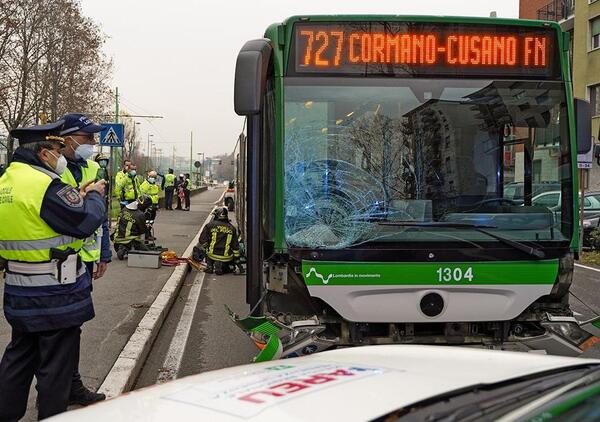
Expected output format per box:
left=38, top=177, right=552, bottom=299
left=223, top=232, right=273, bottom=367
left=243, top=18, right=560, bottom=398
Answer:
left=97, top=209, right=214, bottom=398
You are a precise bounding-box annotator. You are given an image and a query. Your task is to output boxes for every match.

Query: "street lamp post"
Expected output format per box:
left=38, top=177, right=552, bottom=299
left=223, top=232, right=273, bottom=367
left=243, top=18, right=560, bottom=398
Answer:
left=197, top=152, right=205, bottom=186
left=146, top=133, right=153, bottom=173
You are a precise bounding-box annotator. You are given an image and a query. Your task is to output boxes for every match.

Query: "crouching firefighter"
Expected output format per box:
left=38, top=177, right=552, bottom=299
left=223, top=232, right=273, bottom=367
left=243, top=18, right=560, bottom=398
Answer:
left=198, top=207, right=242, bottom=275
left=112, top=195, right=152, bottom=260
left=0, top=121, right=107, bottom=421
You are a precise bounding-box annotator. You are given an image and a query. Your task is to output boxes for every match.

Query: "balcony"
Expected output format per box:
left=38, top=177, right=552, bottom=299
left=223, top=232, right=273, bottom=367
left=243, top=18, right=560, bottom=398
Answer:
left=536, top=0, right=575, bottom=22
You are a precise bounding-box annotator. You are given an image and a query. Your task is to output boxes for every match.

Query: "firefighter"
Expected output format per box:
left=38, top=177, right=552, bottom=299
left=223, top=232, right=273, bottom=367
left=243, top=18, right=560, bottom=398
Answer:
left=198, top=207, right=241, bottom=275
left=113, top=195, right=152, bottom=260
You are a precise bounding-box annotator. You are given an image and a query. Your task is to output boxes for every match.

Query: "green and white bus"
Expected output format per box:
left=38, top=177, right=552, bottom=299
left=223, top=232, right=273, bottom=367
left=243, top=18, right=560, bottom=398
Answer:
left=233, top=15, right=597, bottom=360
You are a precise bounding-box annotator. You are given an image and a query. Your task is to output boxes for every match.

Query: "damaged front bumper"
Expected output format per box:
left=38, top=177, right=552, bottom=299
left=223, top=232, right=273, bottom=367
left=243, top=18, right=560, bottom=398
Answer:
left=226, top=306, right=335, bottom=362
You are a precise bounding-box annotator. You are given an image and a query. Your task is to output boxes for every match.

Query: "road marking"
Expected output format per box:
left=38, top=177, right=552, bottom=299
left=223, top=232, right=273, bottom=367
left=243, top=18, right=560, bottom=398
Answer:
left=155, top=206, right=218, bottom=383
left=575, top=263, right=600, bottom=273
left=98, top=193, right=219, bottom=398
left=157, top=271, right=206, bottom=383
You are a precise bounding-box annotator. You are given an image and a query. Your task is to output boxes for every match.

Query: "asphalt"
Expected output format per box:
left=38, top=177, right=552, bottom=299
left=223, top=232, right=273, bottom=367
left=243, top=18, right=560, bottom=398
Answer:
left=135, top=214, right=256, bottom=388
left=135, top=260, right=600, bottom=388
left=0, top=187, right=223, bottom=422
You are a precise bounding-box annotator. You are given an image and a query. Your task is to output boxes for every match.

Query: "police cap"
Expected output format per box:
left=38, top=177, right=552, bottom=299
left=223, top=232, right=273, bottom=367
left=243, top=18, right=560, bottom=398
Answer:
left=10, top=120, right=66, bottom=146
left=59, top=113, right=105, bottom=136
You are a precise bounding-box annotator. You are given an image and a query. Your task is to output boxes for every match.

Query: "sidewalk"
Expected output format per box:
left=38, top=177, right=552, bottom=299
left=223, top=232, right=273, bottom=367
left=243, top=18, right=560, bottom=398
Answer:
left=0, top=187, right=223, bottom=421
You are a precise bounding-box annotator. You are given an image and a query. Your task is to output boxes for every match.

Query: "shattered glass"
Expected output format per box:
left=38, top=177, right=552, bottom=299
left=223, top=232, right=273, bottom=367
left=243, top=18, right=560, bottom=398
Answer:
left=283, top=79, right=571, bottom=249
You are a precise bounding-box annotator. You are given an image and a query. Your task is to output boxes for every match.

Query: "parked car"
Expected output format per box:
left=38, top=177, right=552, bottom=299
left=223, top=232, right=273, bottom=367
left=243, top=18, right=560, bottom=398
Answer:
left=49, top=345, right=600, bottom=422
left=504, top=181, right=561, bottom=205
left=531, top=190, right=600, bottom=234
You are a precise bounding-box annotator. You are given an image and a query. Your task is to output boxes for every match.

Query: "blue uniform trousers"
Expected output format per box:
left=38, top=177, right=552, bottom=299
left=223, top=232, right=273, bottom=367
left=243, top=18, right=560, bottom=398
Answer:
left=0, top=326, right=80, bottom=421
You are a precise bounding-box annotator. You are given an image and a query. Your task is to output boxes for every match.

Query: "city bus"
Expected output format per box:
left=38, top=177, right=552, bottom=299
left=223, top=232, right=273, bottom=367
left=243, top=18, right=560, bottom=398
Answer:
left=233, top=15, right=597, bottom=360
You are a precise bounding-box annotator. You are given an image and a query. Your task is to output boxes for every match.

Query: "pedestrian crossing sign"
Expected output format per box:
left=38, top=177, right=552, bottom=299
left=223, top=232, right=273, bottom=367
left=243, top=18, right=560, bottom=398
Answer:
left=99, top=123, right=124, bottom=147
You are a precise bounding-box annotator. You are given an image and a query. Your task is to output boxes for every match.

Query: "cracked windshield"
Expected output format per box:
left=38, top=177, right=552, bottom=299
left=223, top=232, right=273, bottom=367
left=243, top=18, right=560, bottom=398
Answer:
left=284, top=78, right=572, bottom=249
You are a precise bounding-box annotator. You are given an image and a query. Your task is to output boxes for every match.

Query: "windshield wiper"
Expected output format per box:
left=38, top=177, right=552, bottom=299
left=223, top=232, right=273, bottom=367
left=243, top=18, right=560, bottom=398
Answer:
left=377, top=221, right=545, bottom=259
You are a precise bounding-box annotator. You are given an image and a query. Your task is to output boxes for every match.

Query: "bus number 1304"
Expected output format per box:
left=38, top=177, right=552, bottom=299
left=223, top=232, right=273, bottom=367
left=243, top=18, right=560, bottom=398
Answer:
left=436, top=267, right=474, bottom=282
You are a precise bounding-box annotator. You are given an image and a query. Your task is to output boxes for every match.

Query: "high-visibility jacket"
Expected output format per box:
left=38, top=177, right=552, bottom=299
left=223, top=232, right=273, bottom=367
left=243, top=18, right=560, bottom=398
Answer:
left=62, top=160, right=102, bottom=262
left=118, top=174, right=139, bottom=201
left=0, top=162, right=92, bottom=332
left=185, top=178, right=191, bottom=190
left=0, top=162, right=84, bottom=262
left=140, top=180, right=160, bottom=204
left=115, top=170, right=127, bottom=189
left=164, top=173, right=175, bottom=188
left=198, top=220, right=240, bottom=262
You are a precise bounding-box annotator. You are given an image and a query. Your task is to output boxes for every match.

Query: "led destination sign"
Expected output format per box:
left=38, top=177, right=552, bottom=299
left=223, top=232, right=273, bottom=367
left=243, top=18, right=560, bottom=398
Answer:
left=291, top=23, right=559, bottom=78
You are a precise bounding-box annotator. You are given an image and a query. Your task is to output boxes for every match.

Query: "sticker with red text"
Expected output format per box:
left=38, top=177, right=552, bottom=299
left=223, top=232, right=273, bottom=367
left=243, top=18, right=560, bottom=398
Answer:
left=162, top=362, right=389, bottom=418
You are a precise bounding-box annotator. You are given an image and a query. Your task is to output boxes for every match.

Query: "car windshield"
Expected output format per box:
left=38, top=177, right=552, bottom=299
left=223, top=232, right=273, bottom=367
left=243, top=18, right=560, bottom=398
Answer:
left=283, top=78, right=572, bottom=249
left=374, top=366, right=600, bottom=422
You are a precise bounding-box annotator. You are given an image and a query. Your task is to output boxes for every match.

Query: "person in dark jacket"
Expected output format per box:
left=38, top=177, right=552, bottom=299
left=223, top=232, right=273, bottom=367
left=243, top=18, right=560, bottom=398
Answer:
left=198, top=207, right=241, bottom=275
left=0, top=121, right=106, bottom=421
left=58, top=113, right=111, bottom=406
left=163, top=168, right=175, bottom=210
left=184, top=173, right=191, bottom=211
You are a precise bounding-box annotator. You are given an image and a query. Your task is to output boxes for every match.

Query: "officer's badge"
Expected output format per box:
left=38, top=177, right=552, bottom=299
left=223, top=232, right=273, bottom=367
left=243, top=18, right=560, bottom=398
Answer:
left=57, top=185, right=83, bottom=208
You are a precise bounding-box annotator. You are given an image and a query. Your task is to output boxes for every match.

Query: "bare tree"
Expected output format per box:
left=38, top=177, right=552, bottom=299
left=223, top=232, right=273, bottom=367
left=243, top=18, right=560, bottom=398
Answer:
left=121, top=114, right=141, bottom=163
left=0, top=0, right=112, bottom=161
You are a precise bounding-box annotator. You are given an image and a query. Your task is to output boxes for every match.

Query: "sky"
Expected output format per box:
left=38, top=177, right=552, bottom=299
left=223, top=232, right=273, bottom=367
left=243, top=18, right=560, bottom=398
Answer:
left=79, top=0, right=519, bottom=158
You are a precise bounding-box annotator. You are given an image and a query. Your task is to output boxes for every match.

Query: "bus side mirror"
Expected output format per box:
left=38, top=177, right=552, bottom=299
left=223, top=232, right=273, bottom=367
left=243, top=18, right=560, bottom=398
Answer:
left=575, top=98, right=592, bottom=154
left=234, top=39, right=273, bottom=116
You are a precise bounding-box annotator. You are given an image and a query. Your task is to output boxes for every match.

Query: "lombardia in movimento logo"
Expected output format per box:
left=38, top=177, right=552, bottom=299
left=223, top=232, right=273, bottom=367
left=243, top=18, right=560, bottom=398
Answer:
left=302, top=260, right=559, bottom=286
left=305, top=267, right=333, bottom=284
left=304, top=265, right=382, bottom=285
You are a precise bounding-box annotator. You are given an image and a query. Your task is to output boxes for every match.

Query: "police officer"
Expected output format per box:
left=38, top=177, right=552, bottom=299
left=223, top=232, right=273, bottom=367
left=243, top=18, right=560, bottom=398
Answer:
left=59, top=113, right=111, bottom=406
left=198, top=207, right=241, bottom=275
left=115, top=158, right=131, bottom=193
left=164, top=168, right=175, bottom=210
left=95, top=153, right=110, bottom=209
left=0, top=121, right=107, bottom=420
left=140, top=170, right=160, bottom=221
left=116, top=162, right=139, bottom=205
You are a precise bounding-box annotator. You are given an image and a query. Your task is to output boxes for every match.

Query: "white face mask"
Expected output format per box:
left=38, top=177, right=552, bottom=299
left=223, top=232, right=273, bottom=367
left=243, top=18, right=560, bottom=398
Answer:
left=48, top=151, right=68, bottom=175
left=69, top=137, right=95, bottom=160
left=148, top=177, right=156, bottom=184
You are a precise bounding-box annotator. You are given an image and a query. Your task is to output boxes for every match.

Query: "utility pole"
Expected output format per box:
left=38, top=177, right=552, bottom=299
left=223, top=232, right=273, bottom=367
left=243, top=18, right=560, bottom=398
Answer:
left=189, top=131, right=193, bottom=177
left=146, top=133, right=153, bottom=173
left=108, top=87, right=120, bottom=227
left=172, top=145, right=175, bottom=170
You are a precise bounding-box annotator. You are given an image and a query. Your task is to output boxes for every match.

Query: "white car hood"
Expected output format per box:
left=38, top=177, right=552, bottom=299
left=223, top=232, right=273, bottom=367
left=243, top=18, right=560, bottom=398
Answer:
left=50, top=345, right=599, bottom=422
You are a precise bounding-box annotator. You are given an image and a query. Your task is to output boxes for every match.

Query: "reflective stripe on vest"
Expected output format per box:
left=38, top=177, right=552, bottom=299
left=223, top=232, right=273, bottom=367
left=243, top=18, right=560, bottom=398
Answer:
left=61, top=160, right=102, bottom=262
left=5, top=264, right=87, bottom=287
left=0, top=162, right=83, bottom=263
